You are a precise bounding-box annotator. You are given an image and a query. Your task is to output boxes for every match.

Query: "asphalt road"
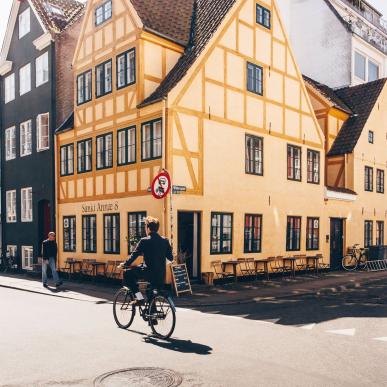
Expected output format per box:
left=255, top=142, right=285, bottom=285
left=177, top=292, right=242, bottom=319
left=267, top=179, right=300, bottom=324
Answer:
left=1, top=281, right=387, bottom=387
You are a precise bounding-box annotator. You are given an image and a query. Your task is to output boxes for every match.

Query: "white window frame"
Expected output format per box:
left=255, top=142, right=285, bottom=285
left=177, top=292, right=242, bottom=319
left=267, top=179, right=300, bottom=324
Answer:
left=36, top=52, right=49, bottom=87
left=20, top=120, right=32, bottom=157
left=21, top=187, right=33, bottom=222
left=22, top=246, right=33, bottom=270
left=6, top=190, right=17, bottom=223
left=5, top=126, right=16, bottom=161
left=19, top=63, right=31, bottom=96
left=37, top=113, right=50, bottom=151
left=19, top=8, right=31, bottom=39
left=4, top=73, right=15, bottom=104
left=354, top=51, right=366, bottom=81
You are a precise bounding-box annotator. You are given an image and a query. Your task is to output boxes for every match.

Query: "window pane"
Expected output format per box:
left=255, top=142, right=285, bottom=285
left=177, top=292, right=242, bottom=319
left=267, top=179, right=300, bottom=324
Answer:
left=117, top=55, right=126, bottom=88
left=355, top=52, right=366, bottom=80
left=368, top=61, right=379, bottom=82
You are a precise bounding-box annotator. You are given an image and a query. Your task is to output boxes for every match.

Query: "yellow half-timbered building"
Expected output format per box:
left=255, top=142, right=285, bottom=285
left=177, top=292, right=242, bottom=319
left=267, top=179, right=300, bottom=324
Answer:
left=56, top=0, right=328, bottom=278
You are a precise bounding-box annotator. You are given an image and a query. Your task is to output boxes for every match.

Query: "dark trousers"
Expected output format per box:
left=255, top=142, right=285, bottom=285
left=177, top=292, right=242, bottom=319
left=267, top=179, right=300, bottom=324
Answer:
left=123, top=266, right=164, bottom=294
left=123, top=267, right=148, bottom=294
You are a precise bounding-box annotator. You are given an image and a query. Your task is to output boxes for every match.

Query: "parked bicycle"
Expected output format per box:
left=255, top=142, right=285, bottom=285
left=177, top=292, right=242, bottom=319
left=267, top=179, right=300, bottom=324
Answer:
left=342, top=244, right=368, bottom=271
left=1, top=254, right=18, bottom=273
left=113, top=275, right=176, bottom=339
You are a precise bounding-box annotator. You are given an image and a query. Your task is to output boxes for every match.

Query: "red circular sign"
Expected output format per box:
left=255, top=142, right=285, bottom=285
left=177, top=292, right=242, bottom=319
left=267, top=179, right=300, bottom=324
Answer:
left=151, top=172, right=171, bottom=199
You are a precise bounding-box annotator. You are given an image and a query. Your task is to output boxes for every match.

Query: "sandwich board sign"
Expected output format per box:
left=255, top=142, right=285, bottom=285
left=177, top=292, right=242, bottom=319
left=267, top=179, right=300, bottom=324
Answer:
left=171, top=264, right=192, bottom=297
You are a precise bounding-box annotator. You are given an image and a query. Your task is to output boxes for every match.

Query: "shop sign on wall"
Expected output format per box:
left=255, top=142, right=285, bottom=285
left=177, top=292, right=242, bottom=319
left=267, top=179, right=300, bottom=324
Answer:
left=82, top=201, right=119, bottom=213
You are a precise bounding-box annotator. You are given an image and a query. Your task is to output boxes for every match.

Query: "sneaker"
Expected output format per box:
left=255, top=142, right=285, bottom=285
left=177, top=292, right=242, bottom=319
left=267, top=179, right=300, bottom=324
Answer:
left=55, top=281, right=63, bottom=288
left=43, top=284, right=48, bottom=288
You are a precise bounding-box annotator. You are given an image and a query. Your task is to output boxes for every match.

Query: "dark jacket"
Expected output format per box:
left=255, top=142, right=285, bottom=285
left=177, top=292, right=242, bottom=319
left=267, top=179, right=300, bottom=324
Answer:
left=42, top=239, right=58, bottom=260
left=124, top=232, right=173, bottom=284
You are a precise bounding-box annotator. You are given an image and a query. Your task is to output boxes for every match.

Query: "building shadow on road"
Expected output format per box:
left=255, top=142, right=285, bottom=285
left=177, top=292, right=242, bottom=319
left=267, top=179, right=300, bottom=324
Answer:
left=188, top=282, right=387, bottom=327
left=143, top=336, right=213, bottom=355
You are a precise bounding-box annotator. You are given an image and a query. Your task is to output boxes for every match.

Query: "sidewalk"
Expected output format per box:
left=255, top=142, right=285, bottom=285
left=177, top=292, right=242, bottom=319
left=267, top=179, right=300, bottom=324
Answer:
left=1, top=270, right=386, bottom=307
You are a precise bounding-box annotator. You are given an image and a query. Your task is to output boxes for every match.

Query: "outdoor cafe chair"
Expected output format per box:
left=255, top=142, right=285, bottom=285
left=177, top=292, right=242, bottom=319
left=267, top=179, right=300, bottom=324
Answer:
left=237, top=258, right=255, bottom=277
left=106, top=260, right=123, bottom=279
left=269, top=256, right=284, bottom=275
left=60, top=258, right=74, bottom=279
left=317, top=254, right=330, bottom=271
left=295, top=254, right=307, bottom=271
left=80, top=259, right=96, bottom=278
left=211, top=260, right=235, bottom=280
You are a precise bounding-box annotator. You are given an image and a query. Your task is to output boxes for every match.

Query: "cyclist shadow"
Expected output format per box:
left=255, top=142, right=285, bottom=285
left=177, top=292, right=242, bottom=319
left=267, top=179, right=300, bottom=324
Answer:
left=143, top=336, right=213, bottom=355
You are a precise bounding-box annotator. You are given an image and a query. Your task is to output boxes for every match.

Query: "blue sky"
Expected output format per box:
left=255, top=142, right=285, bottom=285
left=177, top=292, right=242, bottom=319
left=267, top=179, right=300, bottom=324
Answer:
left=0, top=0, right=387, bottom=50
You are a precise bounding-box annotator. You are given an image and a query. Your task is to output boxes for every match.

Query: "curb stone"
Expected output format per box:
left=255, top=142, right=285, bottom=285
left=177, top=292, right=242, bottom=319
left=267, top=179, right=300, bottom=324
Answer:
left=0, top=275, right=386, bottom=308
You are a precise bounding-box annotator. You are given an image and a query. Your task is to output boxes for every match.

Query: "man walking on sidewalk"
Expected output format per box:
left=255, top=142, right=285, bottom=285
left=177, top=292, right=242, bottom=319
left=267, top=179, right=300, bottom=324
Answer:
left=41, top=232, right=62, bottom=288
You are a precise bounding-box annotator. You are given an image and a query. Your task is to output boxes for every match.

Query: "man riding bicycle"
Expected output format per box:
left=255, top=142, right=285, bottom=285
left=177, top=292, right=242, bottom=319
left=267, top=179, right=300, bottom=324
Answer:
left=119, top=216, right=173, bottom=304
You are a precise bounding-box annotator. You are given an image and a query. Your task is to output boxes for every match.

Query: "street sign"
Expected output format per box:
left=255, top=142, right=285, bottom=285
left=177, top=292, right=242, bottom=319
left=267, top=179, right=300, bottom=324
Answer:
left=172, top=185, right=187, bottom=194
left=151, top=171, right=171, bottom=199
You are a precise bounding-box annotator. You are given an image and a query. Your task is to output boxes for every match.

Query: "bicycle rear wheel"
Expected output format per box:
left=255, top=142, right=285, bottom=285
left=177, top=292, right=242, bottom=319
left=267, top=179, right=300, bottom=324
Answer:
left=148, top=295, right=176, bottom=339
left=358, top=254, right=368, bottom=270
left=342, top=255, right=358, bottom=271
left=113, top=288, right=136, bottom=329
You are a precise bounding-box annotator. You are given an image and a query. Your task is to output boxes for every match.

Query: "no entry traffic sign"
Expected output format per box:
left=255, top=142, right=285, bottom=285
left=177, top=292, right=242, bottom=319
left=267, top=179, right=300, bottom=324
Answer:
left=151, top=171, right=171, bottom=199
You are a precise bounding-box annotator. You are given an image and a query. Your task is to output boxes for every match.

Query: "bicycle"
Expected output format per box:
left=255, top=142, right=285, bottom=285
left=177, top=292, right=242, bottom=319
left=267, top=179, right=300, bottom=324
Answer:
left=1, top=254, right=17, bottom=273
left=342, top=244, right=368, bottom=271
left=113, top=274, right=176, bottom=339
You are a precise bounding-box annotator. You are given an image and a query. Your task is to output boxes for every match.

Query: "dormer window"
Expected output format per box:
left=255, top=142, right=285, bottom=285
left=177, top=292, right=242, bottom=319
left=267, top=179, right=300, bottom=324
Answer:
left=95, top=0, right=112, bottom=26
left=19, top=8, right=31, bottom=39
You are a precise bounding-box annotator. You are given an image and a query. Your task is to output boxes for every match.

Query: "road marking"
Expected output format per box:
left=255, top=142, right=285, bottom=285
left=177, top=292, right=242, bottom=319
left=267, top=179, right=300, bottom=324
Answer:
left=300, top=323, right=316, bottom=330
left=373, top=337, right=387, bottom=342
left=326, top=328, right=356, bottom=336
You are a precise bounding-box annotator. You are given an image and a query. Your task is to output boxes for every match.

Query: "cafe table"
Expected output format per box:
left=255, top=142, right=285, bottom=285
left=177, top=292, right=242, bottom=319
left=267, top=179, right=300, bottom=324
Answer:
left=306, top=256, right=320, bottom=275
left=283, top=256, right=297, bottom=278
left=254, top=258, right=270, bottom=280
left=91, top=261, right=107, bottom=279
left=67, top=259, right=82, bottom=277
left=221, top=260, right=240, bottom=282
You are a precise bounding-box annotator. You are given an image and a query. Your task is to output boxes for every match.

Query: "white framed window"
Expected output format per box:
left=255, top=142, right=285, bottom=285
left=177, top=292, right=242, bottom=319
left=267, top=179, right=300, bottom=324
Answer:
left=22, top=246, right=33, bottom=270
left=368, top=60, right=379, bottom=82
left=20, top=120, right=32, bottom=156
left=5, top=126, right=16, bottom=161
left=6, top=190, right=17, bottom=223
left=21, top=187, right=32, bottom=222
left=4, top=73, right=15, bottom=103
left=19, top=8, right=30, bottom=39
left=36, top=52, right=49, bottom=87
left=37, top=113, right=49, bottom=151
left=7, top=245, right=17, bottom=258
left=19, top=63, right=31, bottom=96
left=355, top=52, right=366, bottom=81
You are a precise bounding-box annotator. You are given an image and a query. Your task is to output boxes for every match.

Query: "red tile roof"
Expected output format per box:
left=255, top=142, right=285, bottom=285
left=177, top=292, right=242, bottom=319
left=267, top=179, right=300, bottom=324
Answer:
left=31, top=0, right=85, bottom=33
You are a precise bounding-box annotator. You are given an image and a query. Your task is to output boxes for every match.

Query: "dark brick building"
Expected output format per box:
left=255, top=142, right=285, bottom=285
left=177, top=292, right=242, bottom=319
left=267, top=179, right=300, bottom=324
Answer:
left=0, top=0, right=84, bottom=269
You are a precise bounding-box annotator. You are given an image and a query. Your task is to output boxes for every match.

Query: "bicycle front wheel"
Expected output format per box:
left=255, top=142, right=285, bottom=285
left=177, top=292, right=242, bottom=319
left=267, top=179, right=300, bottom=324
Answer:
left=113, top=288, right=136, bottom=329
left=342, top=255, right=358, bottom=271
left=149, top=295, right=176, bottom=339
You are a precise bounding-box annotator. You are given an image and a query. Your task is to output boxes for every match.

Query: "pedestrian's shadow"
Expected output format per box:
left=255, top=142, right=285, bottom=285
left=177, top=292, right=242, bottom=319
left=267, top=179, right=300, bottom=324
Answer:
left=143, top=336, right=213, bottom=355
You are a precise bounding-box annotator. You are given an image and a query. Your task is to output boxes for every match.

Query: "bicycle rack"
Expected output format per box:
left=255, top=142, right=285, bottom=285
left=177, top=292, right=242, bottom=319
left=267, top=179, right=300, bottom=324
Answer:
left=366, top=260, right=387, bottom=272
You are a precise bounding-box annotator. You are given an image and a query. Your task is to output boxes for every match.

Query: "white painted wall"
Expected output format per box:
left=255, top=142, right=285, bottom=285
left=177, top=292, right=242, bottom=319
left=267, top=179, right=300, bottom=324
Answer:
left=278, top=0, right=352, bottom=88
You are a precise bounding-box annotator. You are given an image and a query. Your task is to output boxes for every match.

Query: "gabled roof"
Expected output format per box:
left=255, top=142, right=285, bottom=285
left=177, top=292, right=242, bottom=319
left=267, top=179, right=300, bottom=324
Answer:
left=138, top=0, right=237, bottom=108
left=31, top=0, right=85, bottom=34
left=328, top=78, right=387, bottom=156
left=303, top=75, right=352, bottom=114
left=131, top=0, right=195, bottom=47
left=0, top=0, right=84, bottom=63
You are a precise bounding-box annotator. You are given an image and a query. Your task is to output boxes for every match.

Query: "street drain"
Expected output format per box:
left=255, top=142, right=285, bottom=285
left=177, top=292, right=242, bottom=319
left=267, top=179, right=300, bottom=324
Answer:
left=94, top=367, right=183, bottom=387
